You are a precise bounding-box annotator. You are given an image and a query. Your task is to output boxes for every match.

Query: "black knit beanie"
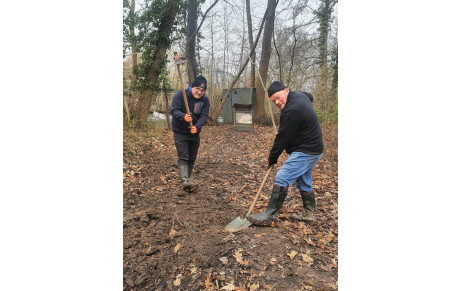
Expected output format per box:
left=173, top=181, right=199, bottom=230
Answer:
left=191, top=75, right=207, bottom=90
left=267, top=81, right=286, bottom=97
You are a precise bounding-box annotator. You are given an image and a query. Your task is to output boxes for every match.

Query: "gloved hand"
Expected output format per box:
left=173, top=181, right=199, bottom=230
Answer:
left=190, top=126, right=197, bottom=134
left=268, top=156, right=278, bottom=168
left=184, top=113, right=192, bottom=122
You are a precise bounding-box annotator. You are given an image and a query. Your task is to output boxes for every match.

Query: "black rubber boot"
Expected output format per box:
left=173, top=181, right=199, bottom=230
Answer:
left=248, top=186, right=288, bottom=226
left=292, top=190, right=316, bottom=223
left=178, top=164, right=193, bottom=191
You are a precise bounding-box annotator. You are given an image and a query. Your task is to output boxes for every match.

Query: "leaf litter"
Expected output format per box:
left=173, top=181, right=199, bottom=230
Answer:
left=123, top=124, right=337, bottom=290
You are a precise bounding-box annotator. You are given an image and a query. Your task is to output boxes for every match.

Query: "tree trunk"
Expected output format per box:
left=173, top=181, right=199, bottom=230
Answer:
left=272, top=31, right=282, bottom=83
left=246, top=0, right=256, bottom=88
left=163, top=80, right=171, bottom=130
left=132, top=0, right=180, bottom=128
left=129, top=0, right=137, bottom=74
left=255, top=0, right=277, bottom=120
left=238, top=7, right=246, bottom=87
left=210, top=12, right=215, bottom=98
left=187, top=0, right=199, bottom=83
left=286, top=9, right=298, bottom=88
left=317, top=0, right=336, bottom=111
left=124, top=0, right=138, bottom=126
left=331, top=44, right=338, bottom=100
left=320, top=41, right=328, bottom=110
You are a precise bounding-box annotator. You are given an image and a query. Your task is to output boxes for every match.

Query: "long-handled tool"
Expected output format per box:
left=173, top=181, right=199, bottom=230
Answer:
left=225, top=165, right=273, bottom=232
left=173, top=52, right=193, bottom=130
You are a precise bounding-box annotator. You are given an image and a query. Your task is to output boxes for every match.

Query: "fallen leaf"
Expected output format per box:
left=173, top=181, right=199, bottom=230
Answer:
left=173, top=278, right=181, bottom=286
left=320, top=264, right=334, bottom=271
left=301, top=253, right=314, bottom=265
left=270, top=257, right=277, bottom=264
left=221, top=283, right=235, bottom=290
left=318, top=230, right=335, bottom=247
left=219, top=257, right=228, bottom=265
left=174, top=243, right=183, bottom=254
left=304, top=237, right=315, bottom=246
left=233, top=248, right=249, bottom=266
left=324, top=230, right=335, bottom=243
left=169, top=228, right=178, bottom=238
left=249, top=282, right=260, bottom=291
left=254, top=233, right=263, bottom=238
left=332, top=257, right=337, bottom=267
left=287, top=250, right=298, bottom=260
left=204, top=273, right=213, bottom=289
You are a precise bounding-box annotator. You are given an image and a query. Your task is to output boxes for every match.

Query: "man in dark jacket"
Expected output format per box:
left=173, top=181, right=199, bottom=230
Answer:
left=170, top=75, right=210, bottom=192
left=248, top=81, right=323, bottom=225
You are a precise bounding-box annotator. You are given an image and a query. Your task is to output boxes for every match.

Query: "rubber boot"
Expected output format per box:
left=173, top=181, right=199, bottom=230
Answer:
left=248, top=186, right=288, bottom=226
left=187, top=161, right=198, bottom=192
left=178, top=164, right=193, bottom=191
left=292, top=190, right=316, bottom=223
left=187, top=161, right=194, bottom=178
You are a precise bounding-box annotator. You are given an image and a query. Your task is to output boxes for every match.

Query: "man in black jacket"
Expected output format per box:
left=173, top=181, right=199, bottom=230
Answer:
left=170, top=75, right=210, bottom=192
left=248, top=81, right=323, bottom=225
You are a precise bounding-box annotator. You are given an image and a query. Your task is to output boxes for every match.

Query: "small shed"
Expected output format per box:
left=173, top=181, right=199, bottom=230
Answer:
left=232, top=103, right=254, bottom=131
left=221, top=88, right=256, bottom=125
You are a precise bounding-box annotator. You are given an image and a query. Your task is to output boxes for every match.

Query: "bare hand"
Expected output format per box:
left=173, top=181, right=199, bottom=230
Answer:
left=184, top=114, right=192, bottom=122
left=190, top=126, right=197, bottom=134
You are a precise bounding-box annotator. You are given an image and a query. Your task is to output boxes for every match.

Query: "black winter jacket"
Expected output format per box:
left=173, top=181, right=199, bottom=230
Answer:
left=170, top=88, right=210, bottom=134
left=268, top=90, right=323, bottom=164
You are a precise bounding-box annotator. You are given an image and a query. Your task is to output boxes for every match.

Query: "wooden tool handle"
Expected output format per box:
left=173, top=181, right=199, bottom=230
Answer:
left=245, top=165, right=273, bottom=217
left=176, top=63, right=193, bottom=128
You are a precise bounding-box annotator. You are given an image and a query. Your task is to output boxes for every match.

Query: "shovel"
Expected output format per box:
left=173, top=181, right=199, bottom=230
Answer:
left=225, top=165, right=273, bottom=232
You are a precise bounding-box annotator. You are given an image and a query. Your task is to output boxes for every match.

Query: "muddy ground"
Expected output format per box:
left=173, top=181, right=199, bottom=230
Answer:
left=123, top=124, right=338, bottom=290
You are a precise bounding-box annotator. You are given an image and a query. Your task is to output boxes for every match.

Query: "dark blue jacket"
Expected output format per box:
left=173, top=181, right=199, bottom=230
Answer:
left=170, top=88, right=210, bottom=134
left=269, top=90, right=323, bottom=164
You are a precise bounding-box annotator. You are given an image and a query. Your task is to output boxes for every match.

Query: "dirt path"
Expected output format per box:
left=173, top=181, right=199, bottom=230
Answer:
left=123, top=124, right=338, bottom=290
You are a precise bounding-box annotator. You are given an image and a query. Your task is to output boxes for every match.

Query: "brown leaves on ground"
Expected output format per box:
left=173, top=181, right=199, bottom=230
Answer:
left=123, top=124, right=338, bottom=290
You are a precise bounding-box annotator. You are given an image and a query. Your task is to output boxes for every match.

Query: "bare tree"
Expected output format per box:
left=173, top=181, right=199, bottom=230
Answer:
left=316, top=0, right=337, bottom=111
left=186, top=0, right=199, bottom=83
left=185, top=0, right=220, bottom=84
left=255, top=0, right=278, bottom=120
left=246, top=0, right=256, bottom=88
left=272, top=28, right=282, bottom=83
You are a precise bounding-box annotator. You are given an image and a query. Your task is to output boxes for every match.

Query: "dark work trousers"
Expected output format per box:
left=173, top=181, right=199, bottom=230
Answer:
left=173, top=131, right=200, bottom=166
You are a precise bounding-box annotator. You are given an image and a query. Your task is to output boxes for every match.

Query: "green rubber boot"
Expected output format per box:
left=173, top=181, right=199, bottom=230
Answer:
left=187, top=161, right=198, bottom=192
left=248, top=186, right=288, bottom=226
left=292, top=191, right=316, bottom=223
left=187, top=161, right=194, bottom=178
left=178, top=164, right=194, bottom=191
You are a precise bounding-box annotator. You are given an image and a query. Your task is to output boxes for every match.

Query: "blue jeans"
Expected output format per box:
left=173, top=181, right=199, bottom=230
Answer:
left=274, top=152, right=322, bottom=193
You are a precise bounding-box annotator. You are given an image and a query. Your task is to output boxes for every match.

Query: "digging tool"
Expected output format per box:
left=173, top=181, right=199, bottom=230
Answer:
left=225, top=165, right=273, bottom=232
left=173, top=52, right=194, bottom=131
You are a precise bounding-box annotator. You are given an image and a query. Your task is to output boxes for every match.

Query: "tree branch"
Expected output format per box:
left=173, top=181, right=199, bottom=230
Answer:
left=186, top=0, right=219, bottom=46
left=211, top=1, right=272, bottom=121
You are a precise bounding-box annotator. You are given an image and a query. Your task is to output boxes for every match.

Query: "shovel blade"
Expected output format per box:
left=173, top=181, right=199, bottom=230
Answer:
left=225, top=216, right=252, bottom=232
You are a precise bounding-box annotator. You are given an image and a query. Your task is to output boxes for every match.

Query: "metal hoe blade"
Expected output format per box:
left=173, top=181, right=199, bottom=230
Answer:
left=224, top=216, right=253, bottom=232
